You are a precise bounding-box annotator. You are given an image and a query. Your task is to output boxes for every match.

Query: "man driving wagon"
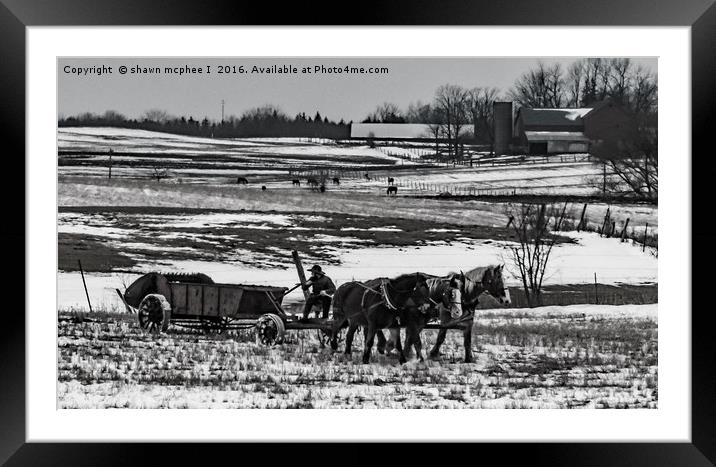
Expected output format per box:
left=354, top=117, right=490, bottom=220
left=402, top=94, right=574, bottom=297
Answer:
left=300, top=265, right=336, bottom=321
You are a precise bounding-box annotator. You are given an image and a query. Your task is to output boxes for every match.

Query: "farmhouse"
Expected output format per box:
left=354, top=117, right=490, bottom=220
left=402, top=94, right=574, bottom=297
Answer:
left=510, top=100, right=632, bottom=155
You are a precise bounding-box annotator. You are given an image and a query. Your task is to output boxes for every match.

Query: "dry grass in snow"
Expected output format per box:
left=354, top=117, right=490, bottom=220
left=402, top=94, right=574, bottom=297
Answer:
left=58, top=304, right=657, bottom=409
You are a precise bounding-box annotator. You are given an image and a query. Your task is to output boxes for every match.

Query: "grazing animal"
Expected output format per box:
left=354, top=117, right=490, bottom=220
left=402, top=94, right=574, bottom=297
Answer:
left=332, top=177, right=340, bottom=185
left=364, top=173, right=371, bottom=180
left=383, top=265, right=510, bottom=363
left=319, top=184, right=326, bottom=193
left=292, top=179, right=301, bottom=186
left=236, top=177, right=249, bottom=184
left=261, top=185, right=267, bottom=191
left=386, top=186, right=398, bottom=196
left=388, top=177, right=395, bottom=185
left=330, top=273, right=432, bottom=364
left=307, top=178, right=319, bottom=187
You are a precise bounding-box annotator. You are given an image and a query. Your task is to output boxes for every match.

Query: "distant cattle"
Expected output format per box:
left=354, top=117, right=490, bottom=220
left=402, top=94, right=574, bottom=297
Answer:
left=388, top=177, right=395, bottom=185
left=332, top=177, right=340, bottom=185
left=261, top=185, right=267, bottom=191
left=386, top=186, right=398, bottom=196
left=307, top=178, right=319, bottom=186
left=237, top=177, right=249, bottom=184
left=292, top=179, right=301, bottom=186
left=320, top=184, right=326, bottom=193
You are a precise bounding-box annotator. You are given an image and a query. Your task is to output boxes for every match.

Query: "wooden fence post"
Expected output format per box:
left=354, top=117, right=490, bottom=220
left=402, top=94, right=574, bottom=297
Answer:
left=577, top=204, right=587, bottom=232
left=643, top=223, right=648, bottom=252
left=78, top=260, right=93, bottom=313
left=594, top=272, right=599, bottom=304
left=621, top=218, right=630, bottom=242
left=554, top=203, right=567, bottom=231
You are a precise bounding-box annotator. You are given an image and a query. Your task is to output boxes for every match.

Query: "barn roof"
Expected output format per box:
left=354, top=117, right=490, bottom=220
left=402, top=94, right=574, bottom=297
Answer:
left=518, top=107, right=593, bottom=127
left=524, top=131, right=590, bottom=142
left=351, top=123, right=437, bottom=139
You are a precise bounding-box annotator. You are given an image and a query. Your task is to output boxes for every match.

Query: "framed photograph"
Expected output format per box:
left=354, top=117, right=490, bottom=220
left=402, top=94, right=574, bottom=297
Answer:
left=4, top=0, right=714, bottom=463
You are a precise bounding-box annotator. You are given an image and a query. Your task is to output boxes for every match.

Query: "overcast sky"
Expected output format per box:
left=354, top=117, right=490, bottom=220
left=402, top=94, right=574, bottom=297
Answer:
left=58, top=57, right=657, bottom=122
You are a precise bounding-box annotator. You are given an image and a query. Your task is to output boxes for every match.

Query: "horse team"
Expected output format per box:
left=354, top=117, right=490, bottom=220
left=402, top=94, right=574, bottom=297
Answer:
left=328, top=265, right=509, bottom=364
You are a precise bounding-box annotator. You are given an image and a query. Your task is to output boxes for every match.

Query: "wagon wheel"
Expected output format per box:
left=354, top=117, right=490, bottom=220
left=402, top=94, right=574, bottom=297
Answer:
left=255, top=314, right=285, bottom=346
left=137, top=294, right=171, bottom=333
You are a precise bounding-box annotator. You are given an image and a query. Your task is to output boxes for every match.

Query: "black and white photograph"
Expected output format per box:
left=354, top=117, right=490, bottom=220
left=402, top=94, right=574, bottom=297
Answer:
left=57, top=56, right=658, bottom=410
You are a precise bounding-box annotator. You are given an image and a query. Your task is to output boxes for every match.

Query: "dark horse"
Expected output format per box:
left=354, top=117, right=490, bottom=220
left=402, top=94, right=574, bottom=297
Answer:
left=292, top=179, right=301, bottom=186
left=330, top=273, right=431, bottom=364
left=332, top=177, right=340, bottom=185
left=388, top=177, right=395, bottom=185
left=237, top=177, right=249, bottom=184
left=386, top=186, right=398, bottom=196
left=383, top=265, right=510, bottom=363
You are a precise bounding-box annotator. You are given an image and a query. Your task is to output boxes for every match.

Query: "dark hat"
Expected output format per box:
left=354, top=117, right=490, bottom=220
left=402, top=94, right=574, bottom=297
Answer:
left=309, top=265, right=323, bottom=273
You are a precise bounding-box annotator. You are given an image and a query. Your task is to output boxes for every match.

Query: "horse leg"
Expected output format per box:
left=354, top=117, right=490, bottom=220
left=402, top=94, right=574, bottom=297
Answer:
left=406, top=322, right=424, bottom=362
left=362, top=322, right=377, bottom=364
left=386, top=328, right=398, bottom=353
left=344, top=321, right=359, bottom=355
left=393, top=328, right=407, bottom=364
left=398, top=326, right=411, bottom=364
left=376, top=330, right=387, bottom=354
left=429, top=328, right=447, bottom=359
left=330, top=316, right=346, bottom=351
left=463, top=319, right=474, bottom=363
left=412, top=325, right=425, bottom=363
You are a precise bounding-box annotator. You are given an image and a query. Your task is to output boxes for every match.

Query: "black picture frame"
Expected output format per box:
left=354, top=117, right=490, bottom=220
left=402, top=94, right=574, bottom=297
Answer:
left=2, top=0, right=713, bottom=464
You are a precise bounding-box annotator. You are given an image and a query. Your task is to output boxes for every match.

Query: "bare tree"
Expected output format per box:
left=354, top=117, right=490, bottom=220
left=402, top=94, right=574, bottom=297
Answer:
left=565, top=61, right=585, bottom=107
left=507, top=204, right=557, bottom=307
left=142, top=108, right=171, bottom=123
left=592, top=112, right=659, bottom=202
left=631, top=65, right=658, bottom=114
left=365, top=102, right=404, bottom=123
left=508, top=62, right=566, bottom=108
left=467, top=87, right=500, bottom=146
left=405, top=101, right=433, bottom=123
left=608, top=58, right=632, bottom=106
left=433, top=84, right=470, bottom=161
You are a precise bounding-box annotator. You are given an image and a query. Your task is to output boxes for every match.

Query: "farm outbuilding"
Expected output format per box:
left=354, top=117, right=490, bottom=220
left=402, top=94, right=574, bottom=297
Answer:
left=510, top=100, right=632, bottom=155
left=350, top=123, right=437, bottom=141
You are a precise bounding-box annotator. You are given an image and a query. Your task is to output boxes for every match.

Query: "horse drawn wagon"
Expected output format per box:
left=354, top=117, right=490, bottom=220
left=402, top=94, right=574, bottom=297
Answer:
left=115, top=248, right=510, bottom=361
left=116, top=251, right=336, bottom=346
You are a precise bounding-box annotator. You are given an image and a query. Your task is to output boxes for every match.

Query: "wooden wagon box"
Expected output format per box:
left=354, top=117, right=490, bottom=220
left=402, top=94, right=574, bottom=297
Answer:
left=168, top=282, right=288, bottom=319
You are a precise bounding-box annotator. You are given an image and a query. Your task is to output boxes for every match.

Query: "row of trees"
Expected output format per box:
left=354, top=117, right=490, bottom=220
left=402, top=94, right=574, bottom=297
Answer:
left=59, top=106, right=351, bottom=139
left=508, top=58, right=657, bottom=113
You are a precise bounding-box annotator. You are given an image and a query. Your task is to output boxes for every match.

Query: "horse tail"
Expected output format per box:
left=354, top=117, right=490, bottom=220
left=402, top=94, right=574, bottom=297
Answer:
left=331, top=282, right=354, bottom=325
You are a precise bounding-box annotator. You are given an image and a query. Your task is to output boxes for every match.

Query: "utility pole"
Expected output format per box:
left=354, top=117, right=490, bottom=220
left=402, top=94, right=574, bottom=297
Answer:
left=108, top=148, right=113, bottom=179
left=221, top=99, right=225, bottom=123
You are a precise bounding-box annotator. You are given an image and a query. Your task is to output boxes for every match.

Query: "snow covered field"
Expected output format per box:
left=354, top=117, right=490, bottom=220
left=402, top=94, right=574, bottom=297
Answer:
left=58, top=127, right=407, bottom=175
left=57, top=303, right=657, bottom=409
left=58, top=230, right=657, bottom=310
left=57, top=203, right=657, bottom=310
left=59, top=127, right=614, bottom=196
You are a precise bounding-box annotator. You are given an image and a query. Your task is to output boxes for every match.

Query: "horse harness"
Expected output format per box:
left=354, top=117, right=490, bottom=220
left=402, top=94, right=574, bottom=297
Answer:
left=355, top=279, right=428, bottom=324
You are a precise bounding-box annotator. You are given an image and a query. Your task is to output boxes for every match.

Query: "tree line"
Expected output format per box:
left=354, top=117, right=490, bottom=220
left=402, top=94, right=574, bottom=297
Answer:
left=58, top=105, right=351, bottom=139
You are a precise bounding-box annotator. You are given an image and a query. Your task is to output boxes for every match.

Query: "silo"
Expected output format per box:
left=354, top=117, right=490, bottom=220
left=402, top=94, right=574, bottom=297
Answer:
left=493, top=101, right=513, bottom=155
